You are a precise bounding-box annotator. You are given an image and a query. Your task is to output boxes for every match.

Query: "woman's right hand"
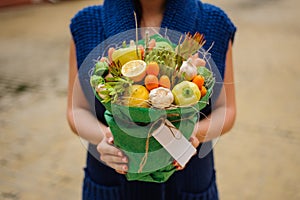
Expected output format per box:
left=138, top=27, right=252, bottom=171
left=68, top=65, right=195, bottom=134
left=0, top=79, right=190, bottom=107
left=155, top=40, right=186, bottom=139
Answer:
left=96, top=127, right=128, bottom=174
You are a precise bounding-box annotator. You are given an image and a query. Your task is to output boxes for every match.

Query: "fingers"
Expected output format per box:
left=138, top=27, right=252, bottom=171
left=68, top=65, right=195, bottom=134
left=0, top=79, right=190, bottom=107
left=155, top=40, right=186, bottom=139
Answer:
left=172, top=160, right=185, bottom=171
left=98, top=143, right=128, bottom=172
left=105, top=127, right=112, bottom=138
left=189, top=136, right=200, bottom=149
left=97, top=133, right=128, bottom=173
left=105, top=157, right=128, bottom=172
left=173, top=135, right=200, bottom=171
left=101, top=151, right=128, bottom=165
left=107, top=136, right=114, bottom=145
left=115, top=170, right=127, bottom=175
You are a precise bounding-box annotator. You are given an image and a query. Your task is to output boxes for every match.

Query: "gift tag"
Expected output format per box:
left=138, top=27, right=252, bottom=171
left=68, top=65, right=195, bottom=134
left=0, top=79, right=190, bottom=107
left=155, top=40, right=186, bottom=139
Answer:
left=152, top=120, right=196, bottom=167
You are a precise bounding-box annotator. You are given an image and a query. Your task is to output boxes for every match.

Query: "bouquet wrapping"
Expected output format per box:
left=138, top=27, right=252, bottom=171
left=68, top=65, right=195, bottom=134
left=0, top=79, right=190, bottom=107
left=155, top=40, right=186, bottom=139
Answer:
left=90, top=32, right=215, bottom=183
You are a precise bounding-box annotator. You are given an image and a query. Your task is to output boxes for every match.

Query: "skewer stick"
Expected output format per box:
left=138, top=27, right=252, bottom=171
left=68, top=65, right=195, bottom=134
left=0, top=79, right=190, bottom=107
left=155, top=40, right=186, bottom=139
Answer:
left=133, top=11, right=140, bottom=59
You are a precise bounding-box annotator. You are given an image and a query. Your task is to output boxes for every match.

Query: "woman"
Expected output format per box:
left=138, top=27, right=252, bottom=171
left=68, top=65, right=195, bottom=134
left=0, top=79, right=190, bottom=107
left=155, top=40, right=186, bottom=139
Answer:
left=67, top=0, right=236, bottom=199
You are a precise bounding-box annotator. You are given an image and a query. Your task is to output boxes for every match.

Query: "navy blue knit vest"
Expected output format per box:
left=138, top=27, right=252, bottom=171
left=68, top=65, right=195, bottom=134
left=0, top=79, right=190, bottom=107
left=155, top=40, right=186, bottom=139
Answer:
left=70, top=0, right=236, bottom=124
left=71, top=0, right=236, bottom=73
left=70, top=0, right=236, bottom=195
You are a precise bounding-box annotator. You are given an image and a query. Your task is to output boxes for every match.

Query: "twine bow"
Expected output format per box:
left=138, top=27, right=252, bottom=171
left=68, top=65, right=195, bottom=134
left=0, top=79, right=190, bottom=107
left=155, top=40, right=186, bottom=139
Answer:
left=138, top=114, right=196, bottom=173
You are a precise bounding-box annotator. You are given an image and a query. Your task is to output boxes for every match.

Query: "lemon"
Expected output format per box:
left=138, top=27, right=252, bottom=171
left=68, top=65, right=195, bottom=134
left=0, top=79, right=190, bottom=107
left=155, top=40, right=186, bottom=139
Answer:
left=121, top=60, right=146, bottom=82
left=127, top=85, right=149, bottom=108
left=112, top=47, right=142, bottom=66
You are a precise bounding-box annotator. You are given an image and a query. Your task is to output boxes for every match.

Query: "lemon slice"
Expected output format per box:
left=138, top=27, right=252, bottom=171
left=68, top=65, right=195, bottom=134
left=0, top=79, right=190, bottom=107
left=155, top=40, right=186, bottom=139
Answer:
left=121, top=60, right=147, bottom=82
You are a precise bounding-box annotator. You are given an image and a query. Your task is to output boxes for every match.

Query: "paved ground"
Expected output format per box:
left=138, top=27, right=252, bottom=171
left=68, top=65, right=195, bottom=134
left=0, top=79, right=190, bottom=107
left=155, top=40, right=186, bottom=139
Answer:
left=0, top=0, right=299, bottom=199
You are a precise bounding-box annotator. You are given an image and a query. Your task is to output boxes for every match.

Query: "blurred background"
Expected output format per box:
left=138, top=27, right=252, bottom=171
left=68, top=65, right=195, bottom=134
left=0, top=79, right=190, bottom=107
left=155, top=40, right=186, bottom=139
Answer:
left=0, top=0, right=299, bottom=199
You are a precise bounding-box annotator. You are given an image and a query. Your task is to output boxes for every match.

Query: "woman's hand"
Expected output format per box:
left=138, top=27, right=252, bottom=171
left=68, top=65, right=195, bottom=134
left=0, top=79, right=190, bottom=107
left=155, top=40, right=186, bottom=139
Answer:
left=173, top=132, right=200, bottom=171
left=96, top=127, right=128, bottom=174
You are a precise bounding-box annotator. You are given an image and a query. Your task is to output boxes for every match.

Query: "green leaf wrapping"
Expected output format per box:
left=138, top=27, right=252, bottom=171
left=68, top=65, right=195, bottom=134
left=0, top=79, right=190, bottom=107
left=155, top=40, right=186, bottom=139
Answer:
left=104, top=109, right=198, bottom=183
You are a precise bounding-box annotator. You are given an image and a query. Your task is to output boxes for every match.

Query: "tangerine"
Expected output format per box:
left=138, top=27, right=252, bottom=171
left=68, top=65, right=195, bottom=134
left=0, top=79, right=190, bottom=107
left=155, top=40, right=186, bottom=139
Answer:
left=159, top=75, right=171, bottom=89
left=144, top=74, right=159, bottom=91
left=200, top=86, right=207, bottom=97
left=192, top=75, right=205, bottom=89
left=146, top=62, right=160, bottom=76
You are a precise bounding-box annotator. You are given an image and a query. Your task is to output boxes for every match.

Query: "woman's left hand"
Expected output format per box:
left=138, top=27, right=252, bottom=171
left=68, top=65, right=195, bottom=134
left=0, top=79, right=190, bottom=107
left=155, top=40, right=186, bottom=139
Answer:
left=173, top=133, right=200, bottom=170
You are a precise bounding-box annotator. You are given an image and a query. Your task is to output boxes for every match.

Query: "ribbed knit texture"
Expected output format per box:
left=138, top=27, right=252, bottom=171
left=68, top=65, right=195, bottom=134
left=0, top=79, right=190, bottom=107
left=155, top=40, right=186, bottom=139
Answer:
left=84, top=144, right=218, bottom=200
left=69, top=0, right=236, bottom=123
left=70, top=0, right=236, bottom=199
left=70, top=0, right=236, bottom=77
left=83, top=170, right=218, bottom=200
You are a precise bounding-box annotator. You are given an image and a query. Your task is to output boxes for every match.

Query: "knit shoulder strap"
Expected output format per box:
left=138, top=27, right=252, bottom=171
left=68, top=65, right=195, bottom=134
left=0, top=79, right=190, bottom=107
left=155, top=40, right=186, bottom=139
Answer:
left=198, top=3, right=237, bottom=78
left=70, top=5, right=105, bottom=68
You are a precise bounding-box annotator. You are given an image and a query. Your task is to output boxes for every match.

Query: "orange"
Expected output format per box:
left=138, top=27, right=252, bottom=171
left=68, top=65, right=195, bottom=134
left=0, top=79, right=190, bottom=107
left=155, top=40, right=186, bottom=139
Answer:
left=159, top=75, right=171, bottom=89
left=192, top=75, right=205, bottom=89
left=146, top=62, right=160, bottom=76
left=144, top=74, right=159, bottom=91
left=200, top=86, right=207, bottom=97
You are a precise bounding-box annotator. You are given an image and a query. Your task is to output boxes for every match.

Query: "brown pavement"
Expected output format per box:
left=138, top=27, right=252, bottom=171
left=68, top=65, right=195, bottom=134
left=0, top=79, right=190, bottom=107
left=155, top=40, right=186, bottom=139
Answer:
left=0, top=0, right=299, bottom=199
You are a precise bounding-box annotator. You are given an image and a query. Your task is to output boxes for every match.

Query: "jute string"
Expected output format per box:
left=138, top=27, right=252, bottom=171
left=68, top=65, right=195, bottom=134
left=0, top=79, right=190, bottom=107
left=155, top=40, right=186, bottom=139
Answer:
left=137, top=112, right=199, bottom=173
left=110, top=106, right=205, bottom=173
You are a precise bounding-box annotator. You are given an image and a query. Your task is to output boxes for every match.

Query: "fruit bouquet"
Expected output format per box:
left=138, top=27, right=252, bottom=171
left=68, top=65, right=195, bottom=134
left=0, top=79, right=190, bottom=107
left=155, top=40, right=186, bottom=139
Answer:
left=90, top=30, right=215, bottom=183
